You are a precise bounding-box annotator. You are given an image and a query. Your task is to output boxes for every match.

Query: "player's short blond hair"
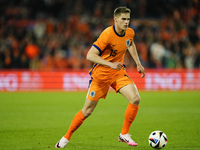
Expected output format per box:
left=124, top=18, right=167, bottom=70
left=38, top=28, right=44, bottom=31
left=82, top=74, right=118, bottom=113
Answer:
left=114, top=6, right=131, bottom=17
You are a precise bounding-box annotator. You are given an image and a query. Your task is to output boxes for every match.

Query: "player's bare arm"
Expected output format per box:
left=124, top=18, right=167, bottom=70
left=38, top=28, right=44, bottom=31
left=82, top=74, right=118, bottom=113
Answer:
left=128, top=42, right=145, bottom=78
left=86, top=46, right=123, bottom=70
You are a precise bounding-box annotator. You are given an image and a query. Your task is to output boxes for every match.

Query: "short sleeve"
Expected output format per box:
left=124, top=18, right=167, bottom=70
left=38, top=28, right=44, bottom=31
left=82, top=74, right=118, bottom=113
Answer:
left=129, top=28, right=135, bottom=40
left=93, top=28, right=110, bottom=53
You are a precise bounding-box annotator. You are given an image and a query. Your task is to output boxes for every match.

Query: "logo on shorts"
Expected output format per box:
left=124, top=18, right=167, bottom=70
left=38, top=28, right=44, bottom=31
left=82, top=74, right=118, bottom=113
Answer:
left=90, top=91, right=95, bottom=97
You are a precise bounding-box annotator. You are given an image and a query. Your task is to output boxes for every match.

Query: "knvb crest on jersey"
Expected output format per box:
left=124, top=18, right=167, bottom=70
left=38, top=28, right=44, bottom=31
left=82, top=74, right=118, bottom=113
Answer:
left=126, top=39, right=130, bottom=47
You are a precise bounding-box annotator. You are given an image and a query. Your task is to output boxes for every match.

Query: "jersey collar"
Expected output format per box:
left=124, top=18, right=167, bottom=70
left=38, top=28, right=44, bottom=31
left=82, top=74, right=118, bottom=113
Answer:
left=113, top=25, right=125, bottom=37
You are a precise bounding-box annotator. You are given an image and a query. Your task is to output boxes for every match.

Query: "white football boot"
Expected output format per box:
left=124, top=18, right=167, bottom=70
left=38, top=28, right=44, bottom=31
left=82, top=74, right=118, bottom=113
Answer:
left=118, top=133, right=138, bottom=146
left=55, top=136, right=69, bottom=148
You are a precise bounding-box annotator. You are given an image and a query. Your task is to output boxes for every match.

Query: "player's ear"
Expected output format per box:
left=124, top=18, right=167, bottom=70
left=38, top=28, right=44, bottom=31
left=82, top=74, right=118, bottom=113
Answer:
left=114, top=16, right=117, bottom=22
left=114, top=16, right=119, bottom=22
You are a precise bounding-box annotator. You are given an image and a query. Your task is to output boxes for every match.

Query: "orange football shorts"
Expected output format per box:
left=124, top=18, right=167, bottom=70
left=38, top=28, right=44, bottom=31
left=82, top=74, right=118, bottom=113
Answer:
left=86, top=69, right=134, bottom=101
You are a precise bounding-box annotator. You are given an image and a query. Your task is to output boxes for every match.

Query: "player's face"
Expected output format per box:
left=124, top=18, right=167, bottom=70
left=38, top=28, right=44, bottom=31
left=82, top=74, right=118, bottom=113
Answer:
left=115, top=13, right=130, bottom=31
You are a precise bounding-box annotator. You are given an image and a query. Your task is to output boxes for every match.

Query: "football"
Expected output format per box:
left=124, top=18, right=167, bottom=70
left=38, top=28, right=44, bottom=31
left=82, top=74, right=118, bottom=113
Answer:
left=148, top=130, right=168, bottom=149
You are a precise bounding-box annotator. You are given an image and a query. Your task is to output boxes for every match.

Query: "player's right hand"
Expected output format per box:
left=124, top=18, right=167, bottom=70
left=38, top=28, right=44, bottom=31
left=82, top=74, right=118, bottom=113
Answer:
left=110, top=62, right=123, bottom=70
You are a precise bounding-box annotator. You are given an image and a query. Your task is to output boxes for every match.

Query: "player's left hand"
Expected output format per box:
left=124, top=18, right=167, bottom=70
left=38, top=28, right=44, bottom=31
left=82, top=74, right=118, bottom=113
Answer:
left=137, top=64, right=145, bottom=78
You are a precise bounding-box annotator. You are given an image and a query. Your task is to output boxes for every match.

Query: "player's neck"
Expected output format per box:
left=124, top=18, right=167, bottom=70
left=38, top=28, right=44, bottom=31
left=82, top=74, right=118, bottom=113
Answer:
left=115, top=25, right=125, bottom=35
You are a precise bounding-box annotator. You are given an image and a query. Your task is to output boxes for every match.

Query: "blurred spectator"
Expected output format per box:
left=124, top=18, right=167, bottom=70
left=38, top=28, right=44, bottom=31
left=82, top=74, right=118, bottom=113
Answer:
left=33, top=16, right=46, bottom=40
left=4, top=48, right=12, bottom=68
left=11, top=48, right=20, bottom=68
left=25, top=40, right=40, bottom=69
left=19, top=52, right=29, bottom=68
left=182, top=41, right=196, bottom=68
left=150, top=39, right=166, bottom=68
left=194, top=42, right=200, bottom=68
left=25, top=40, right=40, bottom=60
left=54, top=50, right=69, bottom=69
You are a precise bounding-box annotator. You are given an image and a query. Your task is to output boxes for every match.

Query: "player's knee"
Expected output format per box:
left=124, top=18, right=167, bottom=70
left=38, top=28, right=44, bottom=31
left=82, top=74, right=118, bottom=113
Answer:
left=85, top=111, right=93, bottom=117
left=82, top=109, right=93, bottom=117
left=134, top=96, right=141, bottom=105
left=130, top=95, right=140, bottom=105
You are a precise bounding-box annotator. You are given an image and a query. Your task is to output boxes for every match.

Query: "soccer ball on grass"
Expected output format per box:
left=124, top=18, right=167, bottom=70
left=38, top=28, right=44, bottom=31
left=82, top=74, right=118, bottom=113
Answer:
left=148, top=130, right=168, bottom=149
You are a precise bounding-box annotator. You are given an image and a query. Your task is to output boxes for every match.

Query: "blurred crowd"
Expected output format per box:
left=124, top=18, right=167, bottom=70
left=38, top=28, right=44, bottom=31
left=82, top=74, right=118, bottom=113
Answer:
left=0, top=0, right=200, bottom=70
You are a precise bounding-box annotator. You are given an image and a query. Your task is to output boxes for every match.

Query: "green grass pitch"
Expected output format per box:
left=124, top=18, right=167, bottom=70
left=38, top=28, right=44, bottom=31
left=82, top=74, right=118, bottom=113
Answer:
left=0, top=91, right=200, bottom=150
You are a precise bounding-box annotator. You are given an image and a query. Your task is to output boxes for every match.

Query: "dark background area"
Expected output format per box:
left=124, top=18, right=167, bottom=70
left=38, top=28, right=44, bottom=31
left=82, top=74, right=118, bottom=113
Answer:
left=0, top=0, right=200, bottom=69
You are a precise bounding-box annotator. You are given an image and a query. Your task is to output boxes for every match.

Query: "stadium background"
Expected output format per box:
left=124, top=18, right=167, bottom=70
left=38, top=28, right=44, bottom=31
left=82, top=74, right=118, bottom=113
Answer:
left=0, top=0, right=200, bottom=91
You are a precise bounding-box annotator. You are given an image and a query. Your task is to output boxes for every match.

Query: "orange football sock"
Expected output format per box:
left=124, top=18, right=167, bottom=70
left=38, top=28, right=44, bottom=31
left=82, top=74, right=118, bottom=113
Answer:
left=121, top=102, right=139, bottom=135
left=64, top=110, right=86, bottom=140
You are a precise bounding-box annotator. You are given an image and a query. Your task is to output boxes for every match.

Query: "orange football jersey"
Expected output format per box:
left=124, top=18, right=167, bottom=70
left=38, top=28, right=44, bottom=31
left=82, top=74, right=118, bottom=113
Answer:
left=89, top=25, right=135, bottom=81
